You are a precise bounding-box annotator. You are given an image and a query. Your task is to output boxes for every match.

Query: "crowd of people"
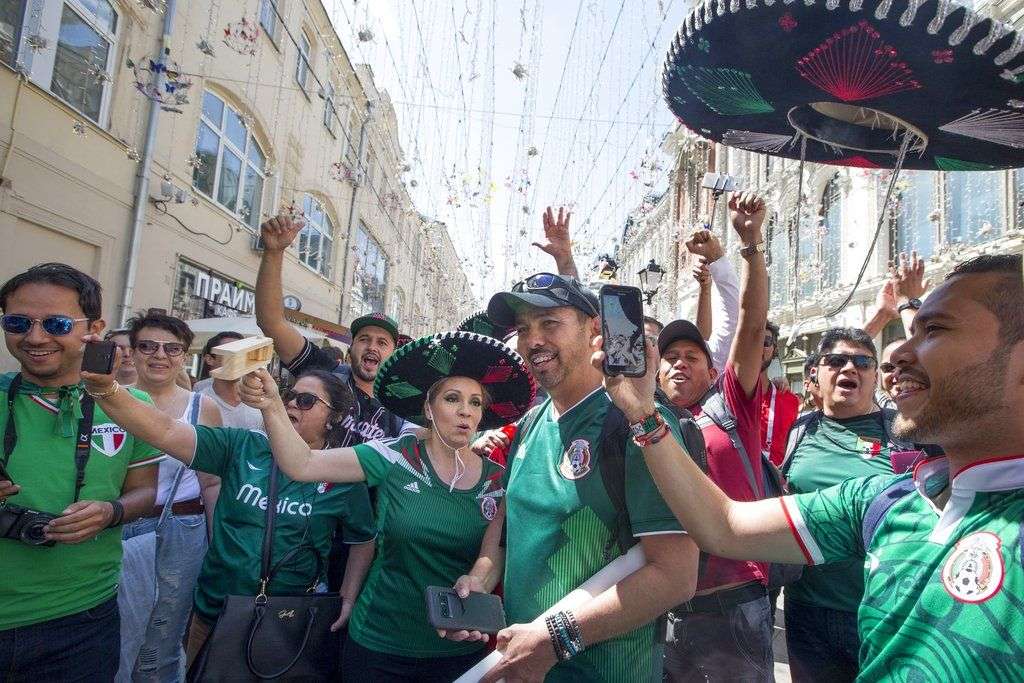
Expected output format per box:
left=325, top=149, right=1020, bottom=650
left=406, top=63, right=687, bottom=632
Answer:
left=0, top=189, right=1022, bottom=683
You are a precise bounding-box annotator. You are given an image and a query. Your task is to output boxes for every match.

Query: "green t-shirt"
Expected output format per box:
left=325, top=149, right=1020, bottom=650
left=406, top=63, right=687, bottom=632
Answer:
left=348, top=435, right=502, bottom=658
left=782, top=455, right=1024, bottom=682
left=504, top=389, right=685, bottom=683
left=189, top=426, right=375, bottom=623
left=785, top=412, right=895, bottom=612
left=0, top=374, right=163, bottom=629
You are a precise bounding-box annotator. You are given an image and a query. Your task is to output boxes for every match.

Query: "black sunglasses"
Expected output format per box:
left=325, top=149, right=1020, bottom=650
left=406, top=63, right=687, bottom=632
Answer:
left=763, top=335, right=776, bottom=348
left=135, top=340, right=187, bottom=357
left=1, top=314, right=89, bottom=336
left=282, top=390, right=333, bottom=411
left=879, top=362, right=897, bottom=374
left=820, top=353, right=877, bottom=370
left=512, top=273, right=599, bottom=317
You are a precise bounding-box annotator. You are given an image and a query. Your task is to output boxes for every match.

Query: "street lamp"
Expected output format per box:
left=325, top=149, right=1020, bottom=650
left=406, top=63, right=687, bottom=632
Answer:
left=638, top=259, right=665, bottom=304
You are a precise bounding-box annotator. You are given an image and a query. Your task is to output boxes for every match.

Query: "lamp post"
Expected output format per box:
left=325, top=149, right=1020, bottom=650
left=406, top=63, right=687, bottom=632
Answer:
left=638, top=259, right=665, bottom=304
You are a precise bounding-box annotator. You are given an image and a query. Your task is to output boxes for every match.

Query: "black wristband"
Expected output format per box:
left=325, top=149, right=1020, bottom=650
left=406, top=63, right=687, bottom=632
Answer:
left=106, top=499, right=125, bottom=528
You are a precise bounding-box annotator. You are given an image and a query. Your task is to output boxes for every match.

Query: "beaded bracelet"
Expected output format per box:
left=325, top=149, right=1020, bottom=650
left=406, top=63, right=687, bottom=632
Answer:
left=633, top=421, right=670, bottom=448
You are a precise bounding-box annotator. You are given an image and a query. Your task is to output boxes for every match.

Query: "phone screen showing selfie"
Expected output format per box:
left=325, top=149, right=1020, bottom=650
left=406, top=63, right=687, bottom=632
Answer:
left=600, top=286, right=646, bottom=378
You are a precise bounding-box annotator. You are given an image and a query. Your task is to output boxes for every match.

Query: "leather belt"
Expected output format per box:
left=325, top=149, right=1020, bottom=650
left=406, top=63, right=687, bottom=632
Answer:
left=149, top=496, right=204, bottom=519
left=675, top=581, right=767, bottom=614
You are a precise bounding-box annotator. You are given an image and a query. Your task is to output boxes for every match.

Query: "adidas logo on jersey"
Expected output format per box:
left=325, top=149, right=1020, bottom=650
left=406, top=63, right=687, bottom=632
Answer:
left=403, top=482, right=421, bottom=494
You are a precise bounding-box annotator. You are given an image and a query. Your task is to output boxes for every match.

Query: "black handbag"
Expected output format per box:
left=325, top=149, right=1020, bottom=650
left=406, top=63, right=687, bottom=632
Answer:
left=187, top=464, right=341, bottom=681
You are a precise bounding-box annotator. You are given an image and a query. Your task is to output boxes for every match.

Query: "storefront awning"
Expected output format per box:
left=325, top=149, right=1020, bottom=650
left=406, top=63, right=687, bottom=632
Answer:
left=185, top=316, right=325, bottom=352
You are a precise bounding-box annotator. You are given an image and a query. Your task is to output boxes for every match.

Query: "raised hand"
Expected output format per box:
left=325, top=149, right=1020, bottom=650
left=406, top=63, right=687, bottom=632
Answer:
left=692, top=258, right=711, bottom=288
left=728, top=192, right=767, bottom=245
left=260, top=215, right=305, bottom=252
left=875, top=279, right=898, bottom=319
left=533, top=207, right=573, bottom=263
left=684, top=228, right=724, bottom=263
left=890, top=251, right=930, bottom=302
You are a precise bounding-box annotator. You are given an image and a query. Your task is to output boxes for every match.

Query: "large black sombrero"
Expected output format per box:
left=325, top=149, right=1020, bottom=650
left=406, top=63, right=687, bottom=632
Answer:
left=662, top=0, right=1024, bottom=170
left=457, top=310, right=515, bottom=341
left=373, top=331, right=537, bottom=429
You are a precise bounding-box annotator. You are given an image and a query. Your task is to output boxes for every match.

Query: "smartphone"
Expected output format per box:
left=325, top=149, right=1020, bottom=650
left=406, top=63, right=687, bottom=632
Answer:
left=81, top=340, right=117, bottom=375
left=701, top=172, right=739, bottom=193
left=599, top=284, right=647, bottom=378
left=424, top=586, right=507, bottom=634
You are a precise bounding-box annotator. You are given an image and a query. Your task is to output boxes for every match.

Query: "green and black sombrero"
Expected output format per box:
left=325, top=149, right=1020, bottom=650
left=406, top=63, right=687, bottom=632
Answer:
left=372, top=331, right=536, bottom=429
left=457, top=310, right=515, bottom=341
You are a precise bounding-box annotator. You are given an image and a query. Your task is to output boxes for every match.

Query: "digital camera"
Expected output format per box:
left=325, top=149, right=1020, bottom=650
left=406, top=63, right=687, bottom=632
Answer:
left=0, top=503, right=56, bottom=546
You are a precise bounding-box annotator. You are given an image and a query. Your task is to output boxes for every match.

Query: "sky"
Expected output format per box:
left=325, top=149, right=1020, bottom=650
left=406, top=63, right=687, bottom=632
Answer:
left=325, top=0, right=695, bottom=301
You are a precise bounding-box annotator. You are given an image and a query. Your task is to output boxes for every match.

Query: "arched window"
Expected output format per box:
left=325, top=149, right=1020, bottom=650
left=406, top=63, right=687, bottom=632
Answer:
left=820, top=174, right=843, bottom=289
left=945, top=171, right=1005, bottom=245
left=193, top=90, right=267, bottom=229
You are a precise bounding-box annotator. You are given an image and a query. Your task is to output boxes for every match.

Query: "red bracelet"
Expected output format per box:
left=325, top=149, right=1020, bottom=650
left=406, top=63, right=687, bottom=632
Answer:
left=633, top=421, right=670, bottom=448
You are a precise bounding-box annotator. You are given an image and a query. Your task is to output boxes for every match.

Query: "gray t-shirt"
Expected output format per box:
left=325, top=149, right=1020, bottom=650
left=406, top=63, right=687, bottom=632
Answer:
left=197, top=382, right=265, bottom=431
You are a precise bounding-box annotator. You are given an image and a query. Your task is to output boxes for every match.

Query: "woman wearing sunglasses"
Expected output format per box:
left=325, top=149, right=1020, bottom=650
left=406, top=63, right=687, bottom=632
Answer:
left=779, top=328, right=934, bottom=682
left=237, top=331, right=536, bottom=682
left=78, top=348, right=377, bottom=668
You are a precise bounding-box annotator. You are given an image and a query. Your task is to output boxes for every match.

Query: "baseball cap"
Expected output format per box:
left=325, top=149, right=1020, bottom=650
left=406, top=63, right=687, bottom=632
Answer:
left=657, top=319, right=713, bottom=366
left=487, top=273, right=599, bottom=327
left=350, top=312, right=399, bottom=343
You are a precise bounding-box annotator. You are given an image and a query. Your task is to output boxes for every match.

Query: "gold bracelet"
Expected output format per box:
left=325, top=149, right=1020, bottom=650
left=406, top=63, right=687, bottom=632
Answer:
left=86, top=382, right=120, bottom=399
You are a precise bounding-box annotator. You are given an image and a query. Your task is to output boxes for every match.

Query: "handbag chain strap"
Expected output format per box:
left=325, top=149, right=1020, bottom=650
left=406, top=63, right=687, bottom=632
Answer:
left=256, top=462, right=280, bottom=605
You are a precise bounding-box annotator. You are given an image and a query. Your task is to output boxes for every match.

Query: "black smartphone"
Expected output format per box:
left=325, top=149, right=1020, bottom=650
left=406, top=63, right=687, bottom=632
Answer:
left=599, top=284, right=647, bottom=378
left=81, top=340, right=117, bottom=375
left=424, top=586, right=507, bottom=634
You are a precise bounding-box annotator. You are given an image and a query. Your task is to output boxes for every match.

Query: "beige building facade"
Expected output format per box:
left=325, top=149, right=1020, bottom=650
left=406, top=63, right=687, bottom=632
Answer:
left=0, top=0, right=474, bottom=372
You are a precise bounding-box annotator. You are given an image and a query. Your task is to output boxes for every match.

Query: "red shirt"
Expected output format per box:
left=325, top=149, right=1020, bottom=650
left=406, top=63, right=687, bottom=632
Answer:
left=689, top=365, right=768, bottom=591
left=760, top=384, right=800, bottom=467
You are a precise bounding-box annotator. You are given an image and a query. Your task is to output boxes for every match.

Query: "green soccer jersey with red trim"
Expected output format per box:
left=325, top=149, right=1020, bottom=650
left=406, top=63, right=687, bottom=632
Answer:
left=348, top=434, right=503, bottom=658
left=781, top=455, right=1024, bottom=681
left=504, top=388, right=686, bottom=683
left=0, top=374, right=163, bottom=629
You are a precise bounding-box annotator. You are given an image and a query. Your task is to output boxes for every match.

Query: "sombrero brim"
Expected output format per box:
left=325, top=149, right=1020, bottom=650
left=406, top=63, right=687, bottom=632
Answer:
left=457, top=310, right=515, bottom=341
left=662, top=0, right=1024, bottom=170
left=372, top=331, right=537, bottom=429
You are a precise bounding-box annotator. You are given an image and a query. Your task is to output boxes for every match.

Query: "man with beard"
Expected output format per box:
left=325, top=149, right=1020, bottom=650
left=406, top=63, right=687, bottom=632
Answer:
left=656, top=193, right=774, bottom=682
left=256, top=216, right=414, bottom=595
left=621, top=253, right=1024, bottom=681
left=469, top=272, right=699, bottom=682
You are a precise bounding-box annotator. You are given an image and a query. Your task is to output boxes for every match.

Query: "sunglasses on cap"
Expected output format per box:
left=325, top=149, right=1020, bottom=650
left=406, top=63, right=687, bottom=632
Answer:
left=282, top=390, right=333, bottom=411
left=135, top=340, right=187, bottom=357
left=1, top=314, right=89, bottom=336
left=512, top=273, right=599, bottom=317
left=819, top=353, right=877, bottom=371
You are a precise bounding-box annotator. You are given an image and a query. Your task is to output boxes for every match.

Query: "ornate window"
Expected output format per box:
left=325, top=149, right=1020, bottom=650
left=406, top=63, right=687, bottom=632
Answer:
left=350, top=222, right=388, bottom=316
left=297, top=195, right=334, bottom=276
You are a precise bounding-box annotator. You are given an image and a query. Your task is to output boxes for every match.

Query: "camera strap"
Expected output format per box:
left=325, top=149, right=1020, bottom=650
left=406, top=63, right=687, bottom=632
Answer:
left=4, top=373, right=96, bottom=503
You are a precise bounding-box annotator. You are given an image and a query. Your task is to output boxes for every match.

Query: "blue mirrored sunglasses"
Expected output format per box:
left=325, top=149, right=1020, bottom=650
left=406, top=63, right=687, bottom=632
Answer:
left=1, top=314, right=89, bottom=336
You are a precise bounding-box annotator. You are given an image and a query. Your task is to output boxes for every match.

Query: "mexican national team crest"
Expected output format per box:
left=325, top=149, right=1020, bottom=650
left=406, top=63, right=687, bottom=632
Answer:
left=559, top=439, right=592, bottom=480
left=480, top=496, right=498, bottom=521
left=941, top=531, right=1004, bottom=603
left=317, top=482, right=330, bottom=494
left=91, top=423, right=127, bottom=457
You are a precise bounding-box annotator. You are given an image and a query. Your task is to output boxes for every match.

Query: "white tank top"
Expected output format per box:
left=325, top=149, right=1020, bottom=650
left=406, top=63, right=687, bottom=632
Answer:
left=154, top=392, right=203, bottom=507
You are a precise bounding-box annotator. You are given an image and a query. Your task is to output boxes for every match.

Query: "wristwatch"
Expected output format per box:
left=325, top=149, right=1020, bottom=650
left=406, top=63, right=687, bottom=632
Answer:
left=897, top=298, right=922, bottom=313
left=739, top=241, right=766, bottom=258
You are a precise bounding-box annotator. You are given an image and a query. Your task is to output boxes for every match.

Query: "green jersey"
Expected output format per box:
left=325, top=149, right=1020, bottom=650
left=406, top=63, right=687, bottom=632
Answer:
left=0, top=374, right=163, bottom=629
left=782, top=455, right=1024, bottom=682
left=349, top=435, right=503, bottom=658
left=785, top=412, right=895, bottom=612
left=189, top=426, right=375, bottom=623
left=504, top=389, right=685, bottom=682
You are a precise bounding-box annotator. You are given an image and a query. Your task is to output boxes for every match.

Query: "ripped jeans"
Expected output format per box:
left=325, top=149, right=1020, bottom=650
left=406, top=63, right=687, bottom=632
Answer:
left=116, top=513, right=207, bottom=683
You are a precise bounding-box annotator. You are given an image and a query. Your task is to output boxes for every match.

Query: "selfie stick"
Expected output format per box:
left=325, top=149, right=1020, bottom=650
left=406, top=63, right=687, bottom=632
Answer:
left=453, top=545, right=647, bottom=683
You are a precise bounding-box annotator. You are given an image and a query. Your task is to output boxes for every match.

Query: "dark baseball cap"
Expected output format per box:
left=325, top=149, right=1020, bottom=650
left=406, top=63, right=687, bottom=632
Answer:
left=350, top=312, right=399, bottom=343
left=657, top=319, right=713, bottom=366
left=487, top=273, right=599, bottom=327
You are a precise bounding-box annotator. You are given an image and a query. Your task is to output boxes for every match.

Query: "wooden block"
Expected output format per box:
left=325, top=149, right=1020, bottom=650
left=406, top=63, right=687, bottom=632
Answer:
left=209, top=336, right=275, bottom=381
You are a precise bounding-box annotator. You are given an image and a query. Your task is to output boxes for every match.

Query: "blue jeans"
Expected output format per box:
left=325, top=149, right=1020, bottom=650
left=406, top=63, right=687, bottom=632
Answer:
left=784, top=597, right=859, bottom=682
left=664, top=595, right=774, bottom=682
left=117, top=513, right=207, bottom=683
left=0, top=595, right=120, bottom=682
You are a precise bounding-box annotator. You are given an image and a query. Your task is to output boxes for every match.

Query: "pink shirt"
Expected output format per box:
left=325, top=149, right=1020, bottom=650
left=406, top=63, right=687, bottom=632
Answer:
left=690, top=365, right=768, bottom=591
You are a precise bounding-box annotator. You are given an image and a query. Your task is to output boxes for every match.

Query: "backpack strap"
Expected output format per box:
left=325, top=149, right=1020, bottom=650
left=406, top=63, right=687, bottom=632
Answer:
left=499, top=405, right=544, bottom=549
left=860, top=477, right=916, bottom=552
left=780, top=411, right=820, bottom=476
left=696, top=389, right=761, bottom=498
left=597, top=404, right=633, bottom=562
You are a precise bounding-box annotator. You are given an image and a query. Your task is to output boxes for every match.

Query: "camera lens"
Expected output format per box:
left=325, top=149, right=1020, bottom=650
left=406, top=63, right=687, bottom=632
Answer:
left=22, top=518, right=49, bottom=544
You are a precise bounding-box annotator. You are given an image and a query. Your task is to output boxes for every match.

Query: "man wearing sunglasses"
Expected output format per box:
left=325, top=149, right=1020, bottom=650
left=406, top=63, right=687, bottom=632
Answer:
left=0, top=263, right=161, bottom=681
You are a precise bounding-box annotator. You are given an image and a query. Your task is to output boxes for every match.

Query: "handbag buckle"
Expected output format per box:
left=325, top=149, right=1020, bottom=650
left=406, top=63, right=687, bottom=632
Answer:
left=255, top=578, right=269, bottom=605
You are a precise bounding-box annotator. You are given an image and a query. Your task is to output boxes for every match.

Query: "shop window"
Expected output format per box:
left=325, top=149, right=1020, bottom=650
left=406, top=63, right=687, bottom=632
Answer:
left=193, top=90, right=267, bottom=229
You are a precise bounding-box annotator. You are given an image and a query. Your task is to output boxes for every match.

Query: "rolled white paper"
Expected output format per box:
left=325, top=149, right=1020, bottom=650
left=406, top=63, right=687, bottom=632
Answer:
left=453, top=545, right=648, bottom=683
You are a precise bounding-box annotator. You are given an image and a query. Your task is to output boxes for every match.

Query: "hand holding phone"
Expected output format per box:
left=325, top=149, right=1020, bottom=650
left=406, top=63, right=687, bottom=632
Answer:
left=599, top=285, right=646, bottom=378
left=424, top=586, right=507, bottom=634
left=81, top=340, right=118, bottom=375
